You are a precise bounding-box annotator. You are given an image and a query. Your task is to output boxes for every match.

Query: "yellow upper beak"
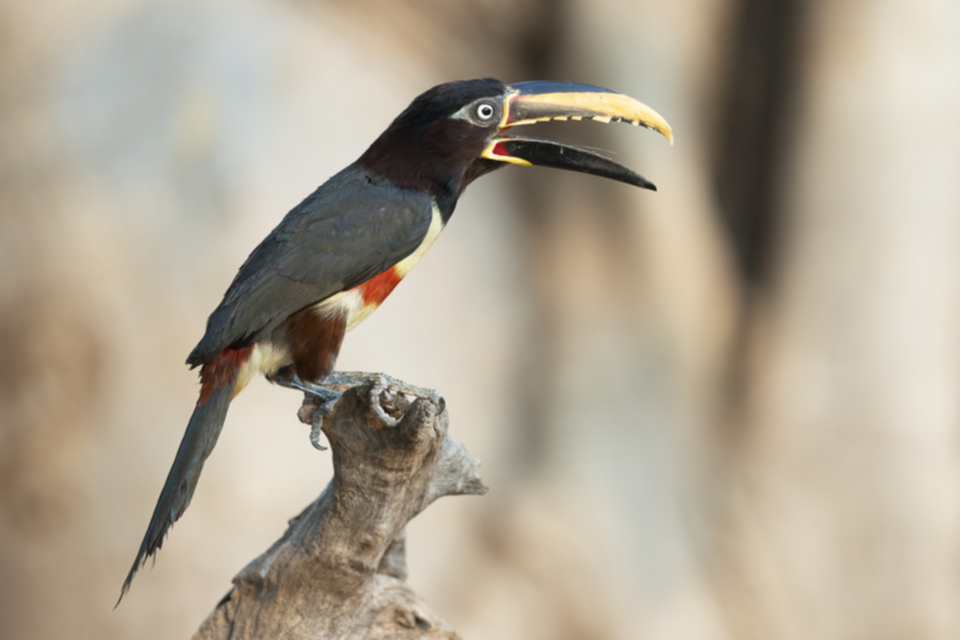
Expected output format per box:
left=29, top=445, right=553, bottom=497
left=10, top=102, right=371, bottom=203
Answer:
left=498, top=81, right=673, bottom=144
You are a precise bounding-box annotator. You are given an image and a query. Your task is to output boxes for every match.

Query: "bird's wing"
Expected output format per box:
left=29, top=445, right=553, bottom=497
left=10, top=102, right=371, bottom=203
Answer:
left=187, top=165, right=435, bottom=366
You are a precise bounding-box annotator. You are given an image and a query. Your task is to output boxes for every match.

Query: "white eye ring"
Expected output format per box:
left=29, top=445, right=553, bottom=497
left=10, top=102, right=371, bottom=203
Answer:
left=475, top=102, right=496, bottom=121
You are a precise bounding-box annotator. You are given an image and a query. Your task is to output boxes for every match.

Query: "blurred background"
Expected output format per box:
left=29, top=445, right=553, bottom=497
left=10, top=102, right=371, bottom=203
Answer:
left=1, top=0, right=958, bottom=637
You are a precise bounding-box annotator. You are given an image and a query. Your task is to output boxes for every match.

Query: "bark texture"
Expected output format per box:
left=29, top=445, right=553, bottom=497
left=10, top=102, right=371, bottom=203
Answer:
left=194, top=379, right=486, bottom=640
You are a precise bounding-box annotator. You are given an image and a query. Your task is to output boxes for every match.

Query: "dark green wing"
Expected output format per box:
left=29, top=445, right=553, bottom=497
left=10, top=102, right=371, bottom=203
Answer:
left=187, top=164, right=434, bottom=366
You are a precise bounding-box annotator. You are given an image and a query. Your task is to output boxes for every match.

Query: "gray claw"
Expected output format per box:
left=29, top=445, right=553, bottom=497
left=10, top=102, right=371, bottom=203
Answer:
left=308, top=398, right=337, bottom=450
left=368, top=377, right=399, bottom=427
left=310, top=414, right=328, bottom=450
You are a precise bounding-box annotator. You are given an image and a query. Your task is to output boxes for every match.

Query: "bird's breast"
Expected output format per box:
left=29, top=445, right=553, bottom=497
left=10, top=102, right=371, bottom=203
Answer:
left=314, top=199, right=444, bottom=331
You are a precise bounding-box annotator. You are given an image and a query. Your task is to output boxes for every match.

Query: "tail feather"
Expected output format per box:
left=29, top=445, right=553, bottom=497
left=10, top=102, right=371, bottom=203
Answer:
left=118, top=351, right=245, bottom=603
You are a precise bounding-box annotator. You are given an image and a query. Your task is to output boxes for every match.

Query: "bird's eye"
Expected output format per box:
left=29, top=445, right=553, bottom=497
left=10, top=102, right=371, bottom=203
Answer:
left=475, top=102, right=497, bottom=121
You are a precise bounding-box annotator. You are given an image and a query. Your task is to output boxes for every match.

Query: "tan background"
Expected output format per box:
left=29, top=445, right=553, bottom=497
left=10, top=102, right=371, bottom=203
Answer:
left=1, top=0, right=958, bottom=638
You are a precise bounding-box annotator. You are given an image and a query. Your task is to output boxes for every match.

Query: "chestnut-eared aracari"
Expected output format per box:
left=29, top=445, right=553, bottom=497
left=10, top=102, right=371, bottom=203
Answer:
left=119, top=78, right=672, bottom=600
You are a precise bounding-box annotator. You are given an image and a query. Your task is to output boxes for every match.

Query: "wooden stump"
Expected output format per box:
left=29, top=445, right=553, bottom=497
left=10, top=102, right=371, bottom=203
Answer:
left=194, top=378, right=486, bottom=639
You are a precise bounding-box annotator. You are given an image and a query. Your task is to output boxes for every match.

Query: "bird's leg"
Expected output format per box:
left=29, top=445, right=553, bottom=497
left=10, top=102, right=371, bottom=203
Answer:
left=268, top=371, right=340, bottom=450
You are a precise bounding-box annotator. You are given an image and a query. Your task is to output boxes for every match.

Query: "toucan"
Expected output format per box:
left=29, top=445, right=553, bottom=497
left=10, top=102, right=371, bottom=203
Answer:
left=119, top=78, right=672, bottom=600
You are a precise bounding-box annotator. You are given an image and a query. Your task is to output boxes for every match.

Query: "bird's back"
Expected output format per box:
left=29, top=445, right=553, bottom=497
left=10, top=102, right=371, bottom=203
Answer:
left=187, top=164, right=435, bottom=367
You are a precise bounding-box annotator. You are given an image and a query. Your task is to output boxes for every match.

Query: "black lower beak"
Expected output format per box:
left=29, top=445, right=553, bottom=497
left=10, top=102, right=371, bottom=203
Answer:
left=488, top=136, right=657, bottom=191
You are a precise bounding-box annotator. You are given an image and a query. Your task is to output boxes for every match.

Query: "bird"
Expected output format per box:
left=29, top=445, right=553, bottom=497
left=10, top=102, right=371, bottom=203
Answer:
left=119, top=78, right=672, bottom=600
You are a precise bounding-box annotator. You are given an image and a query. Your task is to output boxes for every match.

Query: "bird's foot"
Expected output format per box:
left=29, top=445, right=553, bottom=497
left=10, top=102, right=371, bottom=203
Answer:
left=279, top=371, right=442, bottom=443
left=325, top=372, right=443, bottom=427
left=297, top=371, right=443, bottom=427
left=272, top=374, right=340, bottom=450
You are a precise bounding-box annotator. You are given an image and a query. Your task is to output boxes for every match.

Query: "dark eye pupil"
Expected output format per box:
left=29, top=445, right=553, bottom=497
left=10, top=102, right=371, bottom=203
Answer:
left=477, top=104, right=494, bottom=119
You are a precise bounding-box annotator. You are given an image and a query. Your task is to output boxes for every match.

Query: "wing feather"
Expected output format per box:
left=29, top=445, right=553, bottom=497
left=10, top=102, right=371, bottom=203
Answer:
left=187, top=165, right=434, bottom=366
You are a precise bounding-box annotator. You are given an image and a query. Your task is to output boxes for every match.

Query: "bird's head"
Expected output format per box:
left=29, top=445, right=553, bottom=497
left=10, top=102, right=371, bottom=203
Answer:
left=358, top=78, right=672, bottom=211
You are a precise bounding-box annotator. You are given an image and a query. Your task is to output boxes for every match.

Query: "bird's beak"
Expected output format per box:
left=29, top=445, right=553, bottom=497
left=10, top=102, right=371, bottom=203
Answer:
left=480, top=81, right=673, bottom=191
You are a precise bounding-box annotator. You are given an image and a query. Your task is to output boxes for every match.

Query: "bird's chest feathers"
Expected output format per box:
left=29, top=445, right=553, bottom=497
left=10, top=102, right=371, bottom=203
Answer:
left=314, top=201, right=444, bottom=331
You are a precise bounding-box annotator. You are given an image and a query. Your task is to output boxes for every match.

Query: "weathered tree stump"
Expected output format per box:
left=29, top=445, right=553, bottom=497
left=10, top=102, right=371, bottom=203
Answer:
left=194, top=377, right=486, bottom=640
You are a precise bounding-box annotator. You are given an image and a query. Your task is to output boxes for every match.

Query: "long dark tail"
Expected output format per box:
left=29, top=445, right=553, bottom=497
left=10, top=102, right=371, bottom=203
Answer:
left=118, top=348, right=249, bottom=603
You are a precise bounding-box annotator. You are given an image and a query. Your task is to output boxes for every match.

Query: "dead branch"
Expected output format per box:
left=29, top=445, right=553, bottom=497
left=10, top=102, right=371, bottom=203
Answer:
left=194, top=378, right=486, bottom=640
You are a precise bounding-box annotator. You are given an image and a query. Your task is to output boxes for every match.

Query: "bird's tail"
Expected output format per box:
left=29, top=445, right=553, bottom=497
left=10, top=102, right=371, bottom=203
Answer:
left=118, top=347, right=251, bottom=603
